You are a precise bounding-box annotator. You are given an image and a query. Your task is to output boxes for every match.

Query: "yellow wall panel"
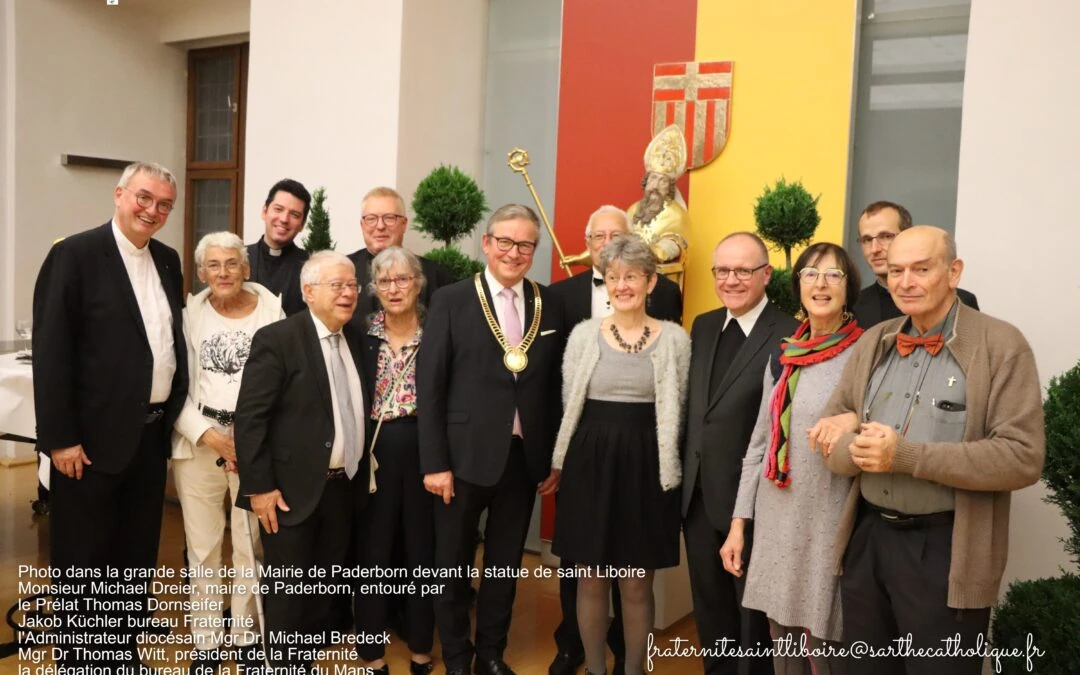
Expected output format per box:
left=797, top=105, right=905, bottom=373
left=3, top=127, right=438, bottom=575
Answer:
left=685, top=0, right=859, bottom=322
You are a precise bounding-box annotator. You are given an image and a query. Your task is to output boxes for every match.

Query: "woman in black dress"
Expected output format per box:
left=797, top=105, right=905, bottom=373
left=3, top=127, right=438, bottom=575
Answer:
left=550, top=236, right=690, bottom=675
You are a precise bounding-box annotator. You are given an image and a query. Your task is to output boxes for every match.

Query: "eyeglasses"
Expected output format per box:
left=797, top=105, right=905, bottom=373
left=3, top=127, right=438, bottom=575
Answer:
left=859, top=232, right=896, bottom=247
left=798, top=267, right=847, bottom=285
left=202, top=260, right=242, bottom=274
left=311, top=280, right=360, bottom=294
left=361, top=213, right=405, bottom=227
left=374, top=274, right=416, bottom=291
left=588, top=232, right=626, bottom=245
left=488, top=235, right=538, bottom=256
left=604, top=272, right=649, bottom=285
left=124, top=187, right=174, bottom=214
left=711, top=263, right=768, bottom=281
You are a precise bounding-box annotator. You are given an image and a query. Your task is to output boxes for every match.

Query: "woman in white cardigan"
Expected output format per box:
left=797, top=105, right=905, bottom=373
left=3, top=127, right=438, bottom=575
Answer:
left=171, top=232, right=284, bottom=675
left=550, top=236, right=690, bottom=675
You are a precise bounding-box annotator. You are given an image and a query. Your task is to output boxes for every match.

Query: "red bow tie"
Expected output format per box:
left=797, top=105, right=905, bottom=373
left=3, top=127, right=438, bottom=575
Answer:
left=895, top=333, right=945, bottom=357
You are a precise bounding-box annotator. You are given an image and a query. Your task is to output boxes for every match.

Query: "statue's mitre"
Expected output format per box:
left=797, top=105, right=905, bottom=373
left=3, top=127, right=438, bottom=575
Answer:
left=643, top=125, right=687, bottom=180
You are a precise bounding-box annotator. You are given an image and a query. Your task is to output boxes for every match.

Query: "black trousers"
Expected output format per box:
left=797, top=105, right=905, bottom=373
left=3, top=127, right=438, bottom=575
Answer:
left=841, top=503, right=991, bottom=675
left=49, top=418, right=167, bottom=668
left=433, top=440, right=535, bottom=670
left=684, top=486, right=774, bottom=675
left=354, top=418, right=435, bottom=660
left=262, top=475, right=354, bottom=671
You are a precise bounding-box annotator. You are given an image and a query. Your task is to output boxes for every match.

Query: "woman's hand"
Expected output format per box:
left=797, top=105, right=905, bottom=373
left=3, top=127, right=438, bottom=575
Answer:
left=198, top=428, right=237, bottom=464
left=537, top=469, right=561, bottom=496
left=719, top=518, right=747, bottom=577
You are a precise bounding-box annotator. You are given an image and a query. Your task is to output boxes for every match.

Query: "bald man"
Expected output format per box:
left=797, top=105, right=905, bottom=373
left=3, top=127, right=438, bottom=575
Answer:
left=810, top=226, right=1045, bottom=675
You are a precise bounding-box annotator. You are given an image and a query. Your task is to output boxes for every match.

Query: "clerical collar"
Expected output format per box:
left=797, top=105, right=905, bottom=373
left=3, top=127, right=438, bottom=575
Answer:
left=111, top=219, right=149, bottom=255
left=722, top=293, right=769, bottom=336
left=261, top=237, right=293, bottom=257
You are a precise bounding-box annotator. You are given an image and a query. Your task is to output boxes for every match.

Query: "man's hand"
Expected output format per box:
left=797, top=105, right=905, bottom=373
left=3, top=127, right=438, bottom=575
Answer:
left=850, top=422, right=896, bottom=473
left=807, top=412, right=861, bottom=457
left=537, top=469, right=561, bottom=496
left=51, top=445, right=91, bottom=480
left=424, top=471, right=455, bottom=505
left=251, top=489, right=290, bottom=534
left=198, top=428, right=237, bottom=464
left=719, top=519, right=747, bottom=578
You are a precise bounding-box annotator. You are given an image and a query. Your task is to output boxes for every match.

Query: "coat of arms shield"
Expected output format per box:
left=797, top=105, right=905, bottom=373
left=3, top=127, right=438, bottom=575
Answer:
left=651, top=61, right=733, bottom=170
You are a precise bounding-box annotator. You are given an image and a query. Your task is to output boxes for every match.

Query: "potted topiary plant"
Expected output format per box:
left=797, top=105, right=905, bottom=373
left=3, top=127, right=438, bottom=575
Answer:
left=411, top=165, right=488, bottom=280
left=992, top=358, right=1080, bottom=673
left=302, top=187, right=335, bottom=252
left=754, top=177, right=821, bottom=316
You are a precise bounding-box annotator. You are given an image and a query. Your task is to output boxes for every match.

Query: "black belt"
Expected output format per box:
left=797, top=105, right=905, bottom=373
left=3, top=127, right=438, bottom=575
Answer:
left=327, top=467, right=348, bottom=480
left=862, top=499, right=954, bottom=529
left=145, top=405, right=166, bottom=424
left=200, top=404, right=235, bottom=426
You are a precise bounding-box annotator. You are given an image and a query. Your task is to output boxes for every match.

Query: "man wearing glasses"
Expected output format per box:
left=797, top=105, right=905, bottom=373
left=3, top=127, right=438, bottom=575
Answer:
left=852, top=201, right=978, bottom=327
left=32, top=162, right=188, bottom=671
left=248, top=178, right=312, bottom=316
left=545, top=204, right=682, bottom=675
left=348, top=186, right=454, bottom=320
left=418, top=204, right=565, bottom=675
left=681, top=232, right=798, bottom=675
left=235, top=250, right=372, bottom=673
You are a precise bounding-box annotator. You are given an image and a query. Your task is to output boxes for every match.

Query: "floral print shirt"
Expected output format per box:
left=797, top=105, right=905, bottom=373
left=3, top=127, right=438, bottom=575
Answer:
left=367, top=311, right=422, bottom=421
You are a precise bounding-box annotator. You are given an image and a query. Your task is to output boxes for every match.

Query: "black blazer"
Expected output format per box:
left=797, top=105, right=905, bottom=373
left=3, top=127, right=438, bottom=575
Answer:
left=417, top=275, right=565, bottom=487
left=31, top=222, right=188, bottom=473
left=680, top=302, right=800, bottom=528
left=547, top=270, right=684, bottom=326
left=246, top=239, right=309, bottom=317
left=234, top=310, right=372, bottom=525
left=347, top=248, right=455, bottom=325
left=852, top=281, right=979, bottom=329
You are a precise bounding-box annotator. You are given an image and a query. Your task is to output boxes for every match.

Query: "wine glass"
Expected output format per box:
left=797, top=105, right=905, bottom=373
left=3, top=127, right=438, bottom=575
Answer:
left=15, top=318, right=32, bottom=353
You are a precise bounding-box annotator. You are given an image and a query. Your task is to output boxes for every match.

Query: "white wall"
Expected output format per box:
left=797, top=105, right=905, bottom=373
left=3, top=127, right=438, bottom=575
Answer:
left=956, top=0, right=1080, bottom=589
left=396, top=0, right=488, bottom=256
left=8, top=0, right=187, bottom=326
left=158, top=0, right=249, bottom=45
left=244, top=0, right=405, bottom=256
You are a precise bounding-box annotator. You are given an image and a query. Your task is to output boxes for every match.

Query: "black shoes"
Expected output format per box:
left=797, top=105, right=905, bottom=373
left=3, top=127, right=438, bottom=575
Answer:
left=549, top=651, right=585, bottom=675
left=409, top=661, right=434, bottom=675
left=474, top=658, right=516, bottom=675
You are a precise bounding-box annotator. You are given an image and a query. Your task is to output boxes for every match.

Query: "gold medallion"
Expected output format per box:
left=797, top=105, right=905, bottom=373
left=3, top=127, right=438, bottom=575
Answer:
left=503, top=347, right=528, bottom=373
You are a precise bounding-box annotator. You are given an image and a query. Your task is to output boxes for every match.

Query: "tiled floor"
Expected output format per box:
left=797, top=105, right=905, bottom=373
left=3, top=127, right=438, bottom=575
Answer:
left=0, top=463, right=701, bottom=674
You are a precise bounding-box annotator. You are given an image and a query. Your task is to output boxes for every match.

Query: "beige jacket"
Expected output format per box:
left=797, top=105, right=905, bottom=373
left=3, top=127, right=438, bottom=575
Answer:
left=823, top=302, right=1045, bottom=608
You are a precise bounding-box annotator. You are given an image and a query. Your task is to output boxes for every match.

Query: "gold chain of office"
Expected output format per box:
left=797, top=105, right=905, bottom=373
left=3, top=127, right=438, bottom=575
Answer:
left=474, top=274, right=542, bottom=373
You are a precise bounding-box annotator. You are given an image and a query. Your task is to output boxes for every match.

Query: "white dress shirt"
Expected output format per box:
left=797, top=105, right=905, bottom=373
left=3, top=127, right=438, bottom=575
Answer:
left=111, top=220, right=176, bottom=403
left=311, top=314, right=366, bottom=469
left=721, top=293, right=769, bottom=336
left=590, top=268, right=613, bottom=318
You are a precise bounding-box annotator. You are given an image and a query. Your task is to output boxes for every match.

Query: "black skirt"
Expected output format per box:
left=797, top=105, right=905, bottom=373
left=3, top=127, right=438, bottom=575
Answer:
left=552, top=399, right=680, bottom=570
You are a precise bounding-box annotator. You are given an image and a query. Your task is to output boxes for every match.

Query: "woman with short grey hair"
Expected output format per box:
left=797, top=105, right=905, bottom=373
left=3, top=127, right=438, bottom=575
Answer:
left=172, top=231, right=284, bottom=674
left=354, top=246, right=435, bottom=675
left=550, top=235, right=690, bottom=675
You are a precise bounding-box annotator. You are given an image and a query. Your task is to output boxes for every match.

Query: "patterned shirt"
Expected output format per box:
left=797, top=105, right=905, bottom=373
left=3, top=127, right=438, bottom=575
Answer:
left=367, top=311, right=423, bottom=421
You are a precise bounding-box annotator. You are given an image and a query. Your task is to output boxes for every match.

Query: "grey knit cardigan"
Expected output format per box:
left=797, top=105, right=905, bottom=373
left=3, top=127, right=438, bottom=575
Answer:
left=551, top=318, right=691, bottom=491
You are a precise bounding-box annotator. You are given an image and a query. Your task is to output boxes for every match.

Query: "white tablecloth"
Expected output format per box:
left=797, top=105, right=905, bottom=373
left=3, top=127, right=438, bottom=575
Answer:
left=0, top=351, right=34, bottom=439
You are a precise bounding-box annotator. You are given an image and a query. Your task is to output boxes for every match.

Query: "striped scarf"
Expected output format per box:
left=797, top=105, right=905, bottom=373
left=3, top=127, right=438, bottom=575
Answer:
left=764, top=319, right=863, bottom=487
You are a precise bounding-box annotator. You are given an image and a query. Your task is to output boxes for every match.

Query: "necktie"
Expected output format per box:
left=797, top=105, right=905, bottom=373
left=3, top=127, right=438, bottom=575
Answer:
left=499, top=287, right=524, bottom=437
left=592, top=276, right=605, bottom=287
left=327, top=334, right=360, bottom=478
left=895, top=332, right=945, bottom=357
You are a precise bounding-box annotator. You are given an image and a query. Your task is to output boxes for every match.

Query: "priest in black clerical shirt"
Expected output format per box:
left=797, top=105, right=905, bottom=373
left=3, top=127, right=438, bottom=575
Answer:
left=347, top=186, right=454, bottom=324
left=247, top=178, right=312, bottom=316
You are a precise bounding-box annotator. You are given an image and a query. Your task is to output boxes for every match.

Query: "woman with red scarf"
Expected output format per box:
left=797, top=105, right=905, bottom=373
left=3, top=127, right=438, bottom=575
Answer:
left=720, top=242, right=863, bottom=675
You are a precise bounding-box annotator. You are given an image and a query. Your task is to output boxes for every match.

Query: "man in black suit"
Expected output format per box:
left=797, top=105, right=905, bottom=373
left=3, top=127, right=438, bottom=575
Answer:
left=418, top=204, right=565, bottom=675
left=682, top=232, right=798, bottom=675
left=348, top=186, right=455, bottom=322
left=235, top=250, right=371, bottom=672
left=544, top=204, right=681, bottom=675
left=852, top=200, right=978, bottom=327
left=32, top=162, right=188, bottom=670
left=247, top=178, right=312, bottom=316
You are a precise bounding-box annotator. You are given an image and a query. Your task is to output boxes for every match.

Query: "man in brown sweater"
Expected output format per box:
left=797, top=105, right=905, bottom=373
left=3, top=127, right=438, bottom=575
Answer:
left=810, top=226, right=1044, bottom=675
